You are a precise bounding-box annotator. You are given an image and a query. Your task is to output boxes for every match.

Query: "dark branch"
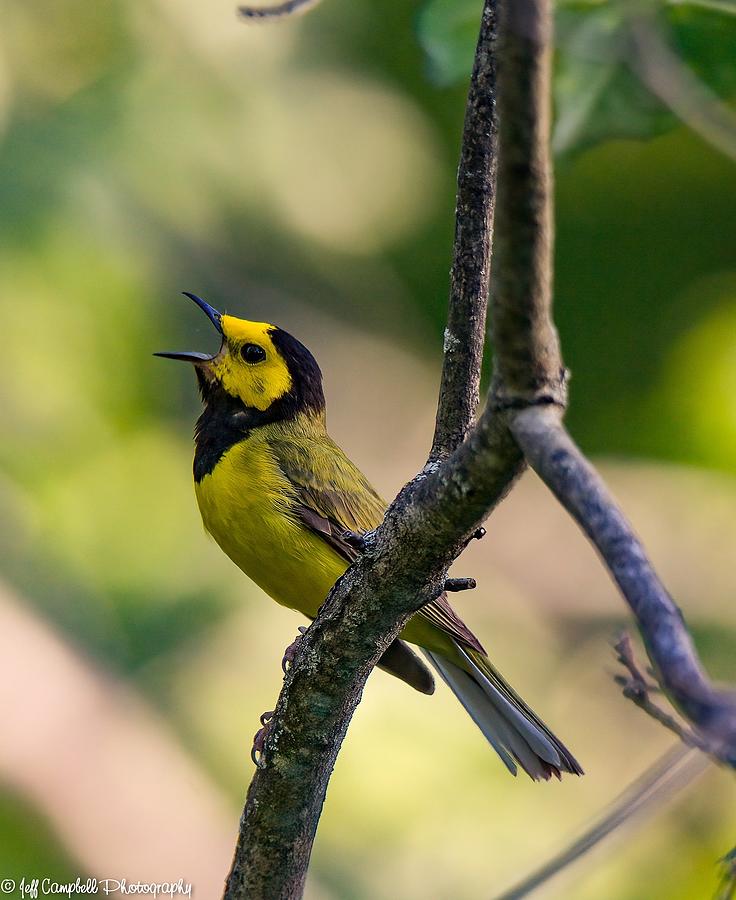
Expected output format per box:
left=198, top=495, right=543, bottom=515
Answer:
left=511, top=405, right=736, bottom=761
left=491, top=0, right=565, bottom=410
left=486, top=0, right=736, bottom=770
left=430, top=0, right=499, bottom=461
left=238, top=0, right=322, bottom=21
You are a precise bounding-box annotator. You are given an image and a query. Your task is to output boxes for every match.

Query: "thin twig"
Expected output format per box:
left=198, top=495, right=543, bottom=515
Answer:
left=613, top=632, right=734, bottom=766
left=238, top=0, right=322, bottom=21
left=614, top=633, right=697, bottom=743
left=444, top=577, right=477, bottom=592
left=499, top=633, right=725, bottom=898
left=495, top=744, right=709, bottom=899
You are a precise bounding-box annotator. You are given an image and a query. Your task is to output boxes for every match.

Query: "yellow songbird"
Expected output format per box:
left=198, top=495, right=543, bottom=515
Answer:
left=157, top=292, right=582, bottom=780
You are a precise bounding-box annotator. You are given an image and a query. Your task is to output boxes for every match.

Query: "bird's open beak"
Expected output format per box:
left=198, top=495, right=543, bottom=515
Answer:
left=154, top=292, right=224, bottom=364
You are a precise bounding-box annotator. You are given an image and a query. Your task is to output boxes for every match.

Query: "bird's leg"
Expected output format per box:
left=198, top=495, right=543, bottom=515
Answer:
left=282, top=625, right=308, bottom=674
left=252, top=625, right=310, bottom=767
left=251, top=710, right=274, bottom=768
left=341, top=529, right=368, bottom=553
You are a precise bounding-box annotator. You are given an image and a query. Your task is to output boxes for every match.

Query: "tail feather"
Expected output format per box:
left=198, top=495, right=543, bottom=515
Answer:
left=427, top=649, right=519, bottom=775
left=423, top=643, right=583, bottom=782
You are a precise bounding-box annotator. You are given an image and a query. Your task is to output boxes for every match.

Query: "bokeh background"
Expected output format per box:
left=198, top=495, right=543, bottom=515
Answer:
left=1, top=0, right=735, bottom=897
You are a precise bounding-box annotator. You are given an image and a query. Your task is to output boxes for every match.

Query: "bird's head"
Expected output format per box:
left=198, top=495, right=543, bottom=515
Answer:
left=156, top=292, right=324, bottom=419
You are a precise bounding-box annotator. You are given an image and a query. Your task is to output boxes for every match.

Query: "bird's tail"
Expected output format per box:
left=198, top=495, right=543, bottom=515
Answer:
left=423, top=643, right=583, bottom=781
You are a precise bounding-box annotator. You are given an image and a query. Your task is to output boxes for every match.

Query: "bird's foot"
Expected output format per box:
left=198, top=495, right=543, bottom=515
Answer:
left=251, top=710, right=274, bottom=768
left=341, top=529, right=368, bottom=553
left=281, top=626, right=308, bottom=674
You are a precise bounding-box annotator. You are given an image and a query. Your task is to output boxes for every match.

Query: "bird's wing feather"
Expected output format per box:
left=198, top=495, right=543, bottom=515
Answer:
left=270, top=431, right=485, bottom=654
left=420, top=592, right=486, bottom=654
left=272, top=432, right=386, bottom=533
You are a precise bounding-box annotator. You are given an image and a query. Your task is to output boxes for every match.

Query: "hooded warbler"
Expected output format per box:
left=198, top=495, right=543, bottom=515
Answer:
left=156, top=292, right=582, bottom=780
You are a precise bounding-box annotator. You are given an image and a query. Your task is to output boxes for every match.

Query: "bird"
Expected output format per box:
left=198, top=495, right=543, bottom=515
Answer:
left=156, top=292, right=583, bottom=781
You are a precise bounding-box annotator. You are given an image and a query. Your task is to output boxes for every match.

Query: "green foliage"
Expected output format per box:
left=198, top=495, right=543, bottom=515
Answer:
left=417, top=0, right=484, bottom=86
left=553, top=2, right=672, bottom=156
left=418, top=0, right=736, bottom=156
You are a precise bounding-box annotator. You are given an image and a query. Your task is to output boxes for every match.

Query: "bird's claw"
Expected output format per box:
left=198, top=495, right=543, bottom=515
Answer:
left=281, top=626, right=308, bottom=674
left=251, top=710, right=274, bottom=768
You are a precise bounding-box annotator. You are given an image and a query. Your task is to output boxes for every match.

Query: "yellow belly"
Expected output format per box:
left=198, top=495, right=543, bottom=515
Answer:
left=195, top=436, right=347, bottom=617
left=194, top=433, right=458, bottom=659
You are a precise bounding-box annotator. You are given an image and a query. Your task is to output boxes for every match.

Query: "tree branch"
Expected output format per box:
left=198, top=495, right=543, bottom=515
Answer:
left=223, top=4, right=522, bottom=897
left=430, top=0, right=499, bottom=461
left=510, top=405, right=736, bottom=759
left=488, top=0, right=736, bottom=770
left=491, top=0, right=565, bottom=410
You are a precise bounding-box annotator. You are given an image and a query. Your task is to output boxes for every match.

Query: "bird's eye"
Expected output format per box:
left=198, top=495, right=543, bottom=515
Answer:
left=241, top=343, right=266, bottom=364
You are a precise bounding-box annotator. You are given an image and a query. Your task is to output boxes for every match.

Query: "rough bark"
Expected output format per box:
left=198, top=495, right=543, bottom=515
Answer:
left=491, top=0, right=564, bottom=409
left=430, top=0, right=499, bottom=461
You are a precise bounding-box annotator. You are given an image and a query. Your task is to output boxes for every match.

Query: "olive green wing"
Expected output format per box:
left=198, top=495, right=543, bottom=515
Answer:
left=271, top=431, right=387, bottom=561
left=270, top=431, right=435, bottom=694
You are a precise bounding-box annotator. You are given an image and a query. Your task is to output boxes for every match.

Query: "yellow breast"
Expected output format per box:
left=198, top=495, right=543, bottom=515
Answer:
left=194, top=432, right=347, bottom=617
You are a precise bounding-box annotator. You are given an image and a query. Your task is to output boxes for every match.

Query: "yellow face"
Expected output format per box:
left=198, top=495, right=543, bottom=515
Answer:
left=206, top=315, right=292, bottom=411
left=156, top=292, right=324, bottom=419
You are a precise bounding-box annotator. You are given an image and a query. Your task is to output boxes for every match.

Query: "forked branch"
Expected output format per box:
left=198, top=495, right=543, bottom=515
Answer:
left=225, top=0, right=736, bottom=897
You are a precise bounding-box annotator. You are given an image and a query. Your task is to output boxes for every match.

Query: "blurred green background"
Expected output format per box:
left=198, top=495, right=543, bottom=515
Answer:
left=1, top=0, right=735, bottom=897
